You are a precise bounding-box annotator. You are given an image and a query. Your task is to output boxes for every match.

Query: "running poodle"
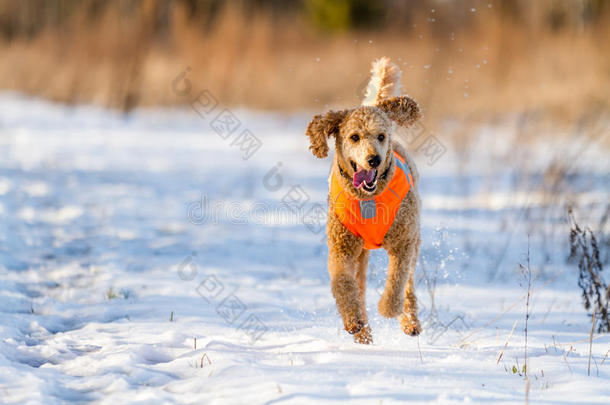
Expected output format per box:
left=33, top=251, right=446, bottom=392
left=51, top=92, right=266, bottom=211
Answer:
left=306, top=57, right=422, bottom=344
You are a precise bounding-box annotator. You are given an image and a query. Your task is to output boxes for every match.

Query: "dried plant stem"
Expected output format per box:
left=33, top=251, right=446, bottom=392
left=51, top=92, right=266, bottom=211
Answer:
left=569, top=210, right=609, bottom=333
left=417, top=336, right=424, bottom=365
left=562, top=352, right=573, bottom=374
left=200, top=353, right=211, bottom=368
left=458, top=271, right=562, bottom=347
left=497, top=320, right=518, bottom=364
left=552, top=334, right=606, bottom=347
left=523, top=240, right=532, bottom=405
left=588, top=311, right=597, bottom=376
left=601, top=349, right=610, bottom=365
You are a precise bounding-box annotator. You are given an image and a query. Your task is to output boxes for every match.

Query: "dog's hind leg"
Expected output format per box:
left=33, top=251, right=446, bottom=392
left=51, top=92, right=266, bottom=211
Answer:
left=353, top=249, right=372, bottom=344
left=377, top=248, right=409, bottom=318
left=378, top=241, right=422, bottom=335
left=378, top=234, right=421, bottom=328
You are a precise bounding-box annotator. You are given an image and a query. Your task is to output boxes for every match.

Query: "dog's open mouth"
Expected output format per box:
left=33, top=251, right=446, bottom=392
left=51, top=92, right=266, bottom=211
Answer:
left=351, top=160, right=378, bottom=193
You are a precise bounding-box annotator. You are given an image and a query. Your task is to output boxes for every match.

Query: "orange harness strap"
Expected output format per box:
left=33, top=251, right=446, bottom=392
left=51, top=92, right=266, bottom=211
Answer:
left=330, top=151, right=414, bottom=250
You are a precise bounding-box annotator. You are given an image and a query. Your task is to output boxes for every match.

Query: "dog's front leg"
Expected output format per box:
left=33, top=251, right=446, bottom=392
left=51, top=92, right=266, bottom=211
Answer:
left=353, top=249, right=373, bottom=344
left=327, top=214, right=366, bottom=335
left=329, top=252, right=366, bottom=335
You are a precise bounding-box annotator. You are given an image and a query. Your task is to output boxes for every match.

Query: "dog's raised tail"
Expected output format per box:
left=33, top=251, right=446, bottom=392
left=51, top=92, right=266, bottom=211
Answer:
left=362, top=57, right=402, bottom=106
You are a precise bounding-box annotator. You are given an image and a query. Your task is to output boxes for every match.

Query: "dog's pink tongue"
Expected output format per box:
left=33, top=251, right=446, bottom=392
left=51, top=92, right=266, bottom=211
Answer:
left=353, top=168, right=376, bottom=188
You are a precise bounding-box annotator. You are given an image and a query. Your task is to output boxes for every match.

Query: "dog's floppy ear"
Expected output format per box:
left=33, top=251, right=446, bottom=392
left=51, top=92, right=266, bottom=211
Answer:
left=376, top=96, right=421, bottom=127
left=306, top=109, right=349, bottom=158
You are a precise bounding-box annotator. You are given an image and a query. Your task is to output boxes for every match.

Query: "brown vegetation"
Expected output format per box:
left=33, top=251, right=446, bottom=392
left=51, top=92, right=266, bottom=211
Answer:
left=0, top=0, right=608, bottom=126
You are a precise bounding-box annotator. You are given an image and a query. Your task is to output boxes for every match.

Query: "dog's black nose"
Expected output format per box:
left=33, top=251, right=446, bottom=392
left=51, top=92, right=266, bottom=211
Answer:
left=367, top=155, right=381, bottom=168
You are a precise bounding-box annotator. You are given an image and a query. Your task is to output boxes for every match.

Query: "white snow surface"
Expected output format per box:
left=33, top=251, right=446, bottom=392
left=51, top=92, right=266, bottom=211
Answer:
left=0, top=93, right=609, bottom=404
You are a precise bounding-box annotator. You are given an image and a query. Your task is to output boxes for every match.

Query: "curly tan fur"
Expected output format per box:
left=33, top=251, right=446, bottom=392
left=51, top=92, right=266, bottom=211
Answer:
left=377, top=96, right=421, bottom=128
left=306, top=109, right=349, bottom=158
left=306, top=58, right=422, bottom=344
left=363, top=57, right=402, bottom=106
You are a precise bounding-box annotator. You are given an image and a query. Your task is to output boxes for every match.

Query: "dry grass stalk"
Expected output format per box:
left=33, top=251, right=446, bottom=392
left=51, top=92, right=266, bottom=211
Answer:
left=497, top=320, right=518, bottom=364
left=588, top=311, right=596, bottom=376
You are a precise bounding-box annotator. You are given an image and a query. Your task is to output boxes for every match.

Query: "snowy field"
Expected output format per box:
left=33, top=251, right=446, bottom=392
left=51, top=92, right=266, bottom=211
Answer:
left=1, top=93, right=609, bottom=404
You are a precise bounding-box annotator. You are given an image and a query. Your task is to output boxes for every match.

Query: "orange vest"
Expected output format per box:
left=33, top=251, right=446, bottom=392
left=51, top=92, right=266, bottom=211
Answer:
left=330, top=151, right=414, bottom=250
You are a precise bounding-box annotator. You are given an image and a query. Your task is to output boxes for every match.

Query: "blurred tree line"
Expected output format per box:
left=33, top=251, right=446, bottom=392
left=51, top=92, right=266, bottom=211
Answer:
left=0, top=0, right=607, bottom=114
left=1, top=0, right=609, bottom=40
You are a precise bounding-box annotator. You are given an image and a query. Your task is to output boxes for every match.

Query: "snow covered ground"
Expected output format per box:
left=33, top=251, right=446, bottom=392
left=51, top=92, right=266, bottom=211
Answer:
left=0, top=93, right=609, bottom=404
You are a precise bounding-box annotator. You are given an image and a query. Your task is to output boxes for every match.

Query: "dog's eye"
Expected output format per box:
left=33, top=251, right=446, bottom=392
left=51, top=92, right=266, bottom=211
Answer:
left=350, top=133, right=360, bottom=142
left=377, top=133, right=385, bottom=142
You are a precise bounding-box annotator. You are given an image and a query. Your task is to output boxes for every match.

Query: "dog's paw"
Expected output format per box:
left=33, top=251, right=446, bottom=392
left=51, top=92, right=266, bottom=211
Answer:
left=344, top=318, right=365, bottom=335
left=353, top=324, right=373, bottom=345
left=378, top=291, right=403, bottom=318
left=399, top=313, right=422, bottom=336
